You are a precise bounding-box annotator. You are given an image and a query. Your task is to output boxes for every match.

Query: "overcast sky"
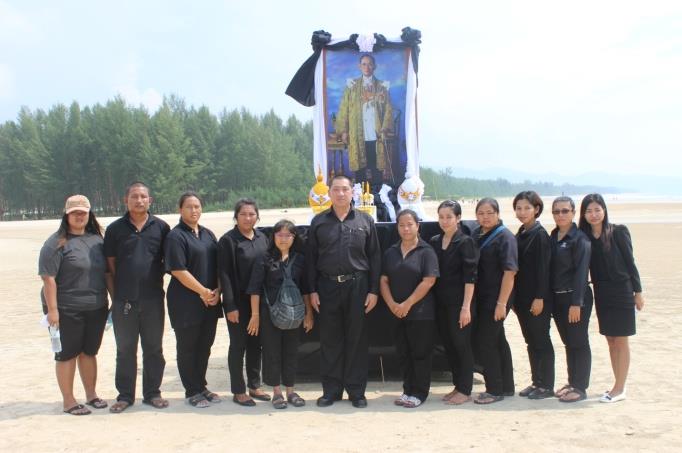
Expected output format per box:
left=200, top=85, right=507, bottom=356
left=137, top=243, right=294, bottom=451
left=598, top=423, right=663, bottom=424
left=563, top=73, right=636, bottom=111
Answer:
left=1, top=0, right=680, bottom=182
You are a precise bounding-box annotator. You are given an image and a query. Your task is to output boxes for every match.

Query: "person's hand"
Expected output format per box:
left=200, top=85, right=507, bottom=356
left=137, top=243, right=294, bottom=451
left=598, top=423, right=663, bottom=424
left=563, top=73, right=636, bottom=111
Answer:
left=207, top=289, right=221, bottom=306
left=459, top=306, right=471, bottom=329
left=47, top=309, right=59, bottom=328
left=494, top=303, right=507, bottom=321
left=530, top=298, right=544, bottom=316
left=341, top=132, right=348, bottom=144
left=247, top=315, right=259, bottom=336
left=568, top=306, right=581, bottom=323
left=303, top=312, right=314, bottom=333
left=634, top=293, right=645, bottom=311
left=310, top=292, right=321, bottom=313
left=199, top=287, right=213, bottom=307
left=227, top=310, right=239, bottom=324
left=394, top=301, right=412, bottom=318
left=365, top=293, right=378, bottom=313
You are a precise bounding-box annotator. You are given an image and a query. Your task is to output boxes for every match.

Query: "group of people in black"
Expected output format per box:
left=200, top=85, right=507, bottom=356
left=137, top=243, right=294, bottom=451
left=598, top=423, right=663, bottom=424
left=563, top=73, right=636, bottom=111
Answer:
left=38, top=176, right=644, bottom=415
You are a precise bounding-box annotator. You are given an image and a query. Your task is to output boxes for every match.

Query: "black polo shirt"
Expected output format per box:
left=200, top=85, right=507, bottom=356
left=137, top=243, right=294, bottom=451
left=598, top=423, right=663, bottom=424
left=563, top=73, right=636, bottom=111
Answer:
left=103, top=212, right=170, bottom=302
left=429, top=229, right=478, bottom=306
left=164, top=220, right=221, bottom=329
left=217, top=227, right=269, bottom=313
left=550, top=223, right=591, bottom=306
left=381, top=239, right=440, bottom=321
left=306, top=207, right=381, bottom=294
left=473, top=222, right=519, bottom=310
left=514, top=222, right=551, bottom=306
left=588, top=224, right=642, bottom=292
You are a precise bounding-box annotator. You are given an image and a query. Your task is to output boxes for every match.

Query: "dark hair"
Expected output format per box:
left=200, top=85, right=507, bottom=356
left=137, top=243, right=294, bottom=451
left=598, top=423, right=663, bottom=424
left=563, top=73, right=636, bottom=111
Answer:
left=329, top=174, right=354, bottom=187
left=233, top=198, right=259, bottom=220
left=178, top=191, right=203, bottom=208
left=552, top=196, right=575, bottom=211
left=396, top=209, right=419, bottom=225
left=267, top=219, right=304, bottom=259
left=359, top=54, right=376, bottom=66
left=437, top=200, right=462, bottom=217
left=56, top=211, right=103, bottom=248
left=125, top=181, right=150, bottom=197
left=579, top=193, right=613, bottom=250
left=513, top=191, right=543, bottom=218
left=475, top=197, right=500, bottom=214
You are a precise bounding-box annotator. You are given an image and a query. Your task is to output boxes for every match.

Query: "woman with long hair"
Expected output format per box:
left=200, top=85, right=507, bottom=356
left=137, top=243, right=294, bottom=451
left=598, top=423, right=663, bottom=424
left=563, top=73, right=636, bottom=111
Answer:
left=472, top=197, right=517, bottom=404
left=579, top=193, right=644, bottom=403
left=513, top=191, right=554, bottom=400
left=246, top=220, right=313, bottom=409
left=164, top=191, right=222, bottom=408
left=217, top=198, right=270, bottom=406
left=429, top=200, right=478, bottom=405
left=38, top=195, right=111, bottom=415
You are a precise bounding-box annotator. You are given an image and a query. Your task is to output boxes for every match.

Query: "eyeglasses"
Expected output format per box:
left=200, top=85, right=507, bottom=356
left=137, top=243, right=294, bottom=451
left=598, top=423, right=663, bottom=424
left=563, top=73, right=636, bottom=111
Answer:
left=552, top=208, right=573, bottom=215
left=274, top=233, right=294, bottom=239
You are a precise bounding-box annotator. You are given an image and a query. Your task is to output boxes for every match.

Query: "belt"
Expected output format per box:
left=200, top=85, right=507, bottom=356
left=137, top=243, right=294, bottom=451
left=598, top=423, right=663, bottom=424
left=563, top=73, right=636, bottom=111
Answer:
left=324, top=272, right=360, bottom=283
left=554, top=289, right=574, bottom=294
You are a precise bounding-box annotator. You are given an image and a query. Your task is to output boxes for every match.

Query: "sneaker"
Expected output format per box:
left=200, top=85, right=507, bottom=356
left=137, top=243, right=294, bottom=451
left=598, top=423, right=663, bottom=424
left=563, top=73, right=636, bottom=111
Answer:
left=600, top=390, right=626, bottom=403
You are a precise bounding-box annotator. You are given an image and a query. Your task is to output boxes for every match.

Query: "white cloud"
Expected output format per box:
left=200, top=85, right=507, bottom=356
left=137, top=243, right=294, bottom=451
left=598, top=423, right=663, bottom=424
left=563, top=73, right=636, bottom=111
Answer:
left=114, top=60, right=163, bottom=113
left=0, top=64, right=13, bottom=99
left=0, top=1, right=39, bottom=43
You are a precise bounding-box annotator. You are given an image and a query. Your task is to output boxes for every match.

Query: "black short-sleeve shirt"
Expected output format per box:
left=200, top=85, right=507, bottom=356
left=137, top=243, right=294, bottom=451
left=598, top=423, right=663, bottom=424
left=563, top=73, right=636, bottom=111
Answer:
left=246, top=251, right=309, bottom=305
left=473, top=223, right=519, bottom=310
left=164, top=220, right=221, bottom=329
left=103, top=213, right=170, bottom=302
left=429, top=229, right=478, bottom=307
left=381, top=239, right=440, bottom=321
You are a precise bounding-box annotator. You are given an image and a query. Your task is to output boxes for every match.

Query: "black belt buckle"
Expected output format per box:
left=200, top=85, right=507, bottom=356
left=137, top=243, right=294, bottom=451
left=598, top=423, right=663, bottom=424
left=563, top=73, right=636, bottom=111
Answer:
left=335, top=273, right=354, bottom=283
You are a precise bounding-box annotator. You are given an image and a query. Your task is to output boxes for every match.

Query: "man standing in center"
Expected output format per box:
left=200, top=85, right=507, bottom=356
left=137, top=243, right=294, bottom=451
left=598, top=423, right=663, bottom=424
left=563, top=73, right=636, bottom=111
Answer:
left=307, top=174, right=381, bottom=408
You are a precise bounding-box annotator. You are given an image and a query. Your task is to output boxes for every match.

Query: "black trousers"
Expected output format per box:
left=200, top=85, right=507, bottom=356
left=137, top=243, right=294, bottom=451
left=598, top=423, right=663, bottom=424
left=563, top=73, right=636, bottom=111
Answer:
left=260, top=304, right=299, bottom=387
left=226, top=300, right=263, bottom=394
left=396, top=319, right=434, bottom=401
left=553, top=290, right=593, bottom=392
left=174, top=315, right=218, bottom=398
left=436, top=303, right=474, bottom=395
left=515, top=299, right=555, bottom=390
left=112, top=298, right=166, bottom=403
left=318, top=272, right=369, bottom=400
left=474, top=307, right=515, bottom=396
left=364, top=140, right=377, bottom=172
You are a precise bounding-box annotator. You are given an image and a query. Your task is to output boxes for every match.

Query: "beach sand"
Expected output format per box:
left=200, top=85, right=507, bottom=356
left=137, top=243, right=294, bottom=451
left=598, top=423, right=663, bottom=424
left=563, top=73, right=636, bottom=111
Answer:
left=1, top=198, right=681, bottom=452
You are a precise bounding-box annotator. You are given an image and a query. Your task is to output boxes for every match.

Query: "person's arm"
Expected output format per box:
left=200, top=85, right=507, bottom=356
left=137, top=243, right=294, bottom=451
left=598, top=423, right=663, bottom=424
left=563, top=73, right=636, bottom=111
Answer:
left=495, top=233, right=518, bottom=321
left=366, top=218, right=381, bottom=296
left=106, top=257, right=116, bottom=300
left=247, top=294, right=260, bottom=336
left=614, top=225, right=643, bottom=293
left=395, top=276, right=437, bottom=318
left=531, top=232, right=551, bottom=316
left=38, top=241, right=62, bottom=327
left=460, top=283, right=475, bottom=328
left=494, top=270, right=516, bottom=321
left=380, top=275, right=399, bottom=317
left=570, top=236, right=591, bottom=307
left=217, top=235, right=237, bottom=314
left=306, top=220, right=321, bottom=313
left=41, top=275, right=59, bottom=327
left=303, top=294, right=314, bottom=333
left=170, top=270, right=213, bottom=306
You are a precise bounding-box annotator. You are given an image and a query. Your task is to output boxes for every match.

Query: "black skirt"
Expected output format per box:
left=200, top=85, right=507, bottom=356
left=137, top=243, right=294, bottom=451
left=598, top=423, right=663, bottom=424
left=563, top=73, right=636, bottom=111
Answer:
left=593, top=280, right=636, bottom=336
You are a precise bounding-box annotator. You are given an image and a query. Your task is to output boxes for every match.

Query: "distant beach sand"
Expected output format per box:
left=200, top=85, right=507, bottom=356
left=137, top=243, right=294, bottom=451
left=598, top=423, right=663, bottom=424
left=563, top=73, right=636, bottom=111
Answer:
left=1, top=197, right=681, bottom=452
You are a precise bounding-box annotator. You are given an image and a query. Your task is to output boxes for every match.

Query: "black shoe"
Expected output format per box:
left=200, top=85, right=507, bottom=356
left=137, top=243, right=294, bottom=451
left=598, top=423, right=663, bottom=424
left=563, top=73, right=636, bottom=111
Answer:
left=528, top=387, right=555, bottom=400
left=316, top=395, right=341, bottom=407
left=248, top=389, right=272, bottom=402
left=351, top=397, right=367, bottom=408
left=519, top=385, right=537, bottom=397
left=503, top=390, right=515, bottom=397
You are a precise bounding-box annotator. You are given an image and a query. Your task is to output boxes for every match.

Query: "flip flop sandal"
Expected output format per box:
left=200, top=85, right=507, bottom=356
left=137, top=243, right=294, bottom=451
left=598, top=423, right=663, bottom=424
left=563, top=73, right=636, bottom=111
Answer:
left=86, top=398, right=108, bottom=409
left=109, top=400, right=131, bottom=414
left=272, top=395, right=288, bottom=409
left=187, top=394, right=210, bottom=408
left=445, top=393, right=472, bottom=405
left=142, top=397, right=169, bottom=409
left=394, top=394, right=409, bottom=406
left=403, top=396, right=422, bottom=408
left=474, top=392, right=504, bottom=405
left=519, top=385, right=538, bottom=397
left=559, top=388, right=586, bottom=403
left=442, top=389, right=458, bottom=401
left=202, top=390, right=222, bottom=403
left=287, top=392, right=305, bottom=407
left=64, top=404, right=91, bottom=416
left=555, top=384, right=572, bottom=398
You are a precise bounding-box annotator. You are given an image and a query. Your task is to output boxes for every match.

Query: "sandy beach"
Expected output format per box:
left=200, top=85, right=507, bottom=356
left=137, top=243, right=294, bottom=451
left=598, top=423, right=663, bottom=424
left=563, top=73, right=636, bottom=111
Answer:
left=1, top=197, right=681, bottom=452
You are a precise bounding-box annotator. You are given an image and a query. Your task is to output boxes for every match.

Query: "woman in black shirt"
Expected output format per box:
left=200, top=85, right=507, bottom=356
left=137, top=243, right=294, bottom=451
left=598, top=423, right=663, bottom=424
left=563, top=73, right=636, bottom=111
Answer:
left=579, top=193, right=644, bottom=403
left=513, top=191, right=554, bottom=400
left=246, top=220, right=313, bottom=409
left=217, top=198, right=270, bottom=406
left=472, top=198, right=518, bottom=404
left=429, top=200, right=477, bottom=405
left=550, top=196, right=592, bottom=403
left=164, top=191, right=222, bottom=408
left=381, top=209, right=439, bottom=408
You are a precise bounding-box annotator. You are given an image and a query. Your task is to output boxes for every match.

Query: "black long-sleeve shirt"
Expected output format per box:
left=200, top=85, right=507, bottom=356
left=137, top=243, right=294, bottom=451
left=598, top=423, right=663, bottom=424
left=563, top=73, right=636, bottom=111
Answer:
left=217, top=227, right=269, bottom=313
left=305, top=207, right=381, bottom=294
left=589, top=224, right=642, bottom=293
left=550, top=223, right=591, bottom=307
left=515, top=222, right=551, bottom=307
left=429, top=229, right=478, bottom=307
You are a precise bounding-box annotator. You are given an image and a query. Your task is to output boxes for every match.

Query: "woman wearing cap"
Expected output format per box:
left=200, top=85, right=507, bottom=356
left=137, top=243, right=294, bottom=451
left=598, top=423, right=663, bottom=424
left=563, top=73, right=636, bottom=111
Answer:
left=38, top=195, right=112, bottom=415
left=579, top=194, right=644, bottom=403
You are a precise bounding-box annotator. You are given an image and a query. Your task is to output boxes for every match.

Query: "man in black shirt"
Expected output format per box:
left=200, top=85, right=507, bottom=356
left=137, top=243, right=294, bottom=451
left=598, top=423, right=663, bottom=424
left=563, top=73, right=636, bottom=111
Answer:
left=306, top=175, right=381, bottom=408
left=104, top=182, right=170, bottom=413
